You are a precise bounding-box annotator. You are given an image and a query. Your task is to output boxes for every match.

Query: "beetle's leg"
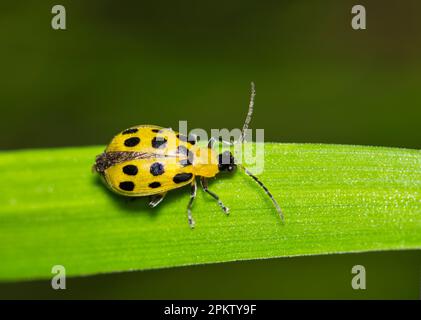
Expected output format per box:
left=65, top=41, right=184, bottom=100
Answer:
left=209, top=136, right=235, bottom=147
left=148, top=193, right=167, bottom=208
left=188, top=133, right=198, bottom=144
left=218, top=137, right=235, bottom=146
left=200, top=177, right=229, bottom=214
left=207, top=137, right=216, bottom=148
left=187, top=179, right=197, bottom=229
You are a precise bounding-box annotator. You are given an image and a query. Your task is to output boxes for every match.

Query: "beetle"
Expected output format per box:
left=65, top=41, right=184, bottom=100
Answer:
left=93, top=82, right=283, bottom=228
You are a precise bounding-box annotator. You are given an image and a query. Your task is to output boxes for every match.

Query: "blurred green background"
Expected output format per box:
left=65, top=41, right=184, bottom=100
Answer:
left=0, top=0, right=420, bottom=299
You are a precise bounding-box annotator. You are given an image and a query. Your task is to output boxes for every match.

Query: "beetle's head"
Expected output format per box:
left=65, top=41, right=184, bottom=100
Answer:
left=218, top=151, right=236, bottom=172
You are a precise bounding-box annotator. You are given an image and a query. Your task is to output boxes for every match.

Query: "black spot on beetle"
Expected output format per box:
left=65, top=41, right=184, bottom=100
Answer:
left=177, top=134, right=196, bottom=145
left=151, top=137, right=167, bottom=148
left=122, top=165, right=138, bottom=176
left=176, top=146, right=188, bottom=155
left=149, top=182, right=161, bottom=188
left=122, top=128, right=138, bottom=135
left=150, top=162, right=165, bottom=176
left=176, top=146, right=194, bottom=165
left=173, top=173, right=193, bottom=184
left=124, top=137, right=140, bottom=147
left=119, top=181, right=135, bottom=191
left=151, top=129, right=160, bottom=133
left=179, top=159, right=192, bottom=167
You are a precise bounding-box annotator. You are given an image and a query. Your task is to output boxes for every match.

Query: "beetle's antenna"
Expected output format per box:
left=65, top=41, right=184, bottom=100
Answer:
left=217, top=82, right=255, bottom=146
left=237, top=164, right=284, bottom=222
left=238, top=81, right=256, bottom=143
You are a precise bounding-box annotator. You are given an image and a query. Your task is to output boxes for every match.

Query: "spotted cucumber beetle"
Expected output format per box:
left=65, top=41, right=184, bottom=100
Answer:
left=93, top=82, right=283, bottom=228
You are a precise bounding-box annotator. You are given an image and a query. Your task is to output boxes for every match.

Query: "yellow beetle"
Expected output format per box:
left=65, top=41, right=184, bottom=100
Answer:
left=93, top=83, right=282, bottom=228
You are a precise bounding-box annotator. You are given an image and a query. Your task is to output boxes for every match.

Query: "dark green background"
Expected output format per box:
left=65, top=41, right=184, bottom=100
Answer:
left=0, top=0, right=420, bottom=299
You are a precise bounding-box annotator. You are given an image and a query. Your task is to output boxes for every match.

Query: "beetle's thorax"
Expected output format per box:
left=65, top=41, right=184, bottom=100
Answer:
left=191, top=146, right=219, bottom=178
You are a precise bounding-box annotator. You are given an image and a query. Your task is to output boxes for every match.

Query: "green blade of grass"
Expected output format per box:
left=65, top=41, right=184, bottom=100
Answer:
left=0, top=143, right=420, bottom=281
